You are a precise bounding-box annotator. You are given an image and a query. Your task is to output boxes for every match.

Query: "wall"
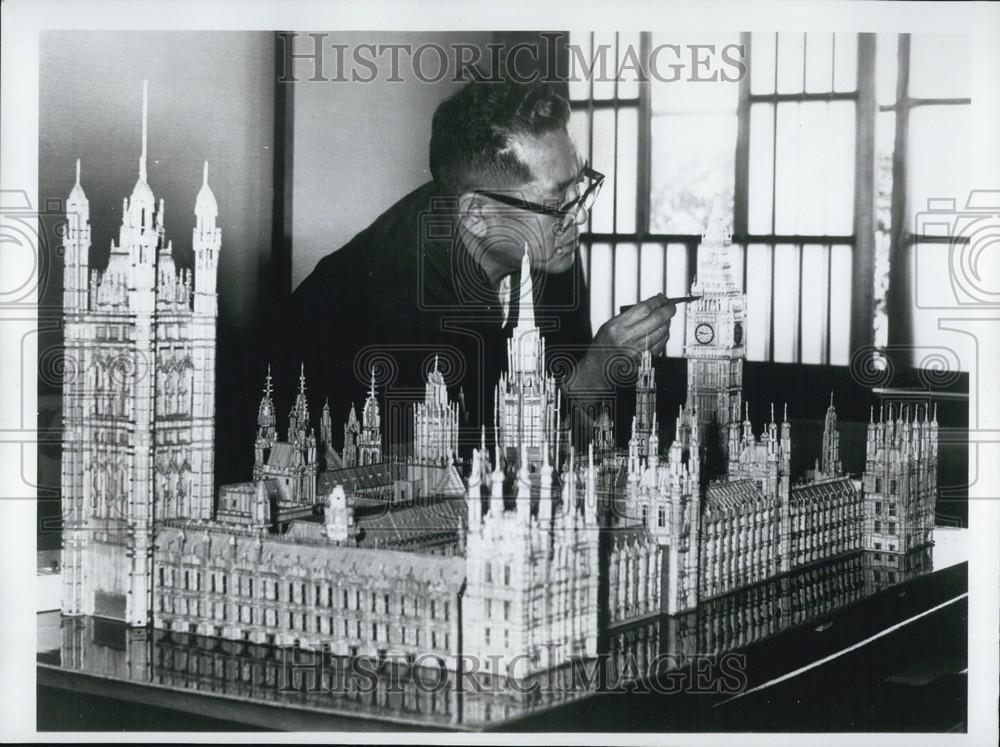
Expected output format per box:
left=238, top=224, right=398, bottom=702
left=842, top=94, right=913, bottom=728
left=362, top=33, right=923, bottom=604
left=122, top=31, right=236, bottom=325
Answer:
left=288, top=31, right=493, bottom=288
left=37, top=31, right=277, bottom=545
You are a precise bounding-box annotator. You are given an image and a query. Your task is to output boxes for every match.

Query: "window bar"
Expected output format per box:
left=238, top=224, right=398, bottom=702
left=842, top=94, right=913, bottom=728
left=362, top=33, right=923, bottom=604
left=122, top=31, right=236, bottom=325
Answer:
left=748, top=92, right=857, bottom=104
left=851, top=33, right=878, bottom=357
left=610, top=32, right=621, bottom=313
left=735, top=33, right=752, bottom=291
left=886, top=34, right=912, bottom=353
left=636, top=32, right=652, bottom=239
left=796, top=243, right=804, bottom=363
left=662, top=241, right=669, bottom=305
left=825, top=242, right=833, bottom=365
left=768, top=33, right=779, bottom=363
left=802, top=33, right=808, bottom=95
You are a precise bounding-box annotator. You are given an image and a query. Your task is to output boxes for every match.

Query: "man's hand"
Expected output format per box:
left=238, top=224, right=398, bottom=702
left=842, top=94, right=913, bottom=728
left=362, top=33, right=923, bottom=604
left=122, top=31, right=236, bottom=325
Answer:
left=595, top=294, right=677, bottom=360
left=569, top=294, right=677, bottom=396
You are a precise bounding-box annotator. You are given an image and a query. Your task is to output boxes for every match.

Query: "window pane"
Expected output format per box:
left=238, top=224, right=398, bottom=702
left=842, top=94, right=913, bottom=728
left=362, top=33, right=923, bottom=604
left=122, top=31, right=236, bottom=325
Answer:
left=800, top=244, right=828, bottom=364
left=617, top=32, right=641, bottom=99
left=651, top=34, right=740, bottom=114
left=589, top=242, right=613, bottom=332
left=776, top=33, right=805, bottom=94
left=833, top=33, right=858, bottom=92
left=774, top=101, right=855, bottom=235
left=910, top=243, right=972, bottom=371
left=830, top=244, right=852, bottom=365
left=804, top=33, right=834, bottom=93
left=665, top=243, right=690, bottom=357
left=729, top=242, right=746, bottom=293
left=909, top=34, right=970, bottom=99
left=750, top=33, right=777, bottom=95
left=908, top=105, right=971, bottom=223
left=639, top=242, right=665, bottom=300
left=614, top=243, right=639, bottom=309
left=592, top=32, right=617, bottom=100
left=568, top=109, right=590, bottom=164
left=748, top=103, right=774, bottom=234
left=650, top=114, right=736, bottom=234
left=579, top=242, right=590, bottom=285
left=772, top=244, right=800, bottom=363
left=746, top=243, right=773, bottom=361
left=568, top=31, right=592, bottom=101
left=590, top=108, right=616, bottom=233
left=616, top=108, right=638, bottom=233
left=826, top=101, right=856, bottom=234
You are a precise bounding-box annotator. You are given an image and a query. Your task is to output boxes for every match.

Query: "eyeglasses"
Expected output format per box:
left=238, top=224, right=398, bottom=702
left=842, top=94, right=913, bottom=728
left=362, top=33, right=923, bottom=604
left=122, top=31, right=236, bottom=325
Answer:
left=474, top=165, right=605, bottom=236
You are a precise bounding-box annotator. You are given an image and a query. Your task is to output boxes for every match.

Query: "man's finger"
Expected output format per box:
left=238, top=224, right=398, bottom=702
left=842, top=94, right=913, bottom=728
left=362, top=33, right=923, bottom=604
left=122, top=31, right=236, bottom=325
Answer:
left=625, top=321, right=670, bottom=354
left=625, top=304, right=676, bottom=338
left=619, top=294, right=670, bottom=325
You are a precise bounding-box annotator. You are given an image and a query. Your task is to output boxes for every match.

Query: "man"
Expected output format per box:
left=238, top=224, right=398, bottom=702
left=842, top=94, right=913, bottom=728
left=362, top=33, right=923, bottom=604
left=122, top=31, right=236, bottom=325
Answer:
left=264, top=78, right=675, bottom=457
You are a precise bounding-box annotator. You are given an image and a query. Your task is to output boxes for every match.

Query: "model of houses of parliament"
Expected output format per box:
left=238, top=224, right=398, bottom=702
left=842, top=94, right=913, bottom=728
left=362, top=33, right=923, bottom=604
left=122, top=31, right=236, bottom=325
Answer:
left=59, top=87, right=939, bottom=679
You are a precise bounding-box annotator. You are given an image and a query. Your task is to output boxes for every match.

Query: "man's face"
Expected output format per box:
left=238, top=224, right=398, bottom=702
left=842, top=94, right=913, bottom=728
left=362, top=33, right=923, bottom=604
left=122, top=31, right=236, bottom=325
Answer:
left=502, top=128, right=585, bottom=274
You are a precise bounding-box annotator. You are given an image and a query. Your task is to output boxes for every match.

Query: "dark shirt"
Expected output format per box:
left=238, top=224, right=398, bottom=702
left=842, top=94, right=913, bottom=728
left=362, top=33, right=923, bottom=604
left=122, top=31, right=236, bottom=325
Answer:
left=264, top=180, right=593, bottom=458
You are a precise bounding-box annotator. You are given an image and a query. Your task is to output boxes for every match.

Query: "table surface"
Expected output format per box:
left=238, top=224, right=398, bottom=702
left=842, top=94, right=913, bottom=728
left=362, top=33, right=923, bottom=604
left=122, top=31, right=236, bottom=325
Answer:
left=36, top=528, right=968, bottom=733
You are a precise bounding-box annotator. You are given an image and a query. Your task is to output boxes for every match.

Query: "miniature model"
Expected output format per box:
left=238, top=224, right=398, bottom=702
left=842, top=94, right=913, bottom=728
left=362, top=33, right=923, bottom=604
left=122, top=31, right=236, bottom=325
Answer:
left=60, top=91, right=939, bottom=680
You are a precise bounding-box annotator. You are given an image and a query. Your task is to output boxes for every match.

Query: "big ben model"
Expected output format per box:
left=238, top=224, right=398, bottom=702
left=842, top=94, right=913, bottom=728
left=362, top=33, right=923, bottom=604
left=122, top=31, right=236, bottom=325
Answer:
left=683, top=199, right=745, bottom=475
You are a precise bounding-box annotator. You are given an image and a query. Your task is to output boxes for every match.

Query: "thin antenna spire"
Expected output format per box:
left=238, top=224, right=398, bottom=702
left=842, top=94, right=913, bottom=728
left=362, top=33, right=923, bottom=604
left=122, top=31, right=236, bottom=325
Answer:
left=75, top=158, right=81, bottom=185
left=139, top=79, right=148, bottom=181
left=264, top=364, right=273, bottom=397
left=202, top=160, right=209, bottom=186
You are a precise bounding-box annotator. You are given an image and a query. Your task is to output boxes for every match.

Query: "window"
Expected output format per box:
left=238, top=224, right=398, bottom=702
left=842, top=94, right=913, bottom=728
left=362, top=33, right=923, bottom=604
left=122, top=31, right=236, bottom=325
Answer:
left=485, top=563, right=492, bottom=584
left=504, top=565, right=511, bottom=586
left=570, top=32, right=858, bottom=364
left=658, top=507, right=666, bottom=528
left=503, top=601, right=511, bottom=622
left=875, top=34, right=972, bottom=369
left=569, top=33, right=967, bottom=367
left=485, top=599, right=492, bottom=618
left=484, top=627, right=491, bottom=646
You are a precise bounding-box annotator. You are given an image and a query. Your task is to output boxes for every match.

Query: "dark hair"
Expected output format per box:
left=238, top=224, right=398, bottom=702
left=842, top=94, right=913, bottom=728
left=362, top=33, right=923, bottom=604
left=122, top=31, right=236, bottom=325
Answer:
left=429, top=79, right=571, bottom=195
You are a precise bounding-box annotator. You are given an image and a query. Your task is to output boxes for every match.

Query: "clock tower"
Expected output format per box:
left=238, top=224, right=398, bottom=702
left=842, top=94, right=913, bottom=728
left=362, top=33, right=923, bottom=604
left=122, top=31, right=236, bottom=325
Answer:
left=683, top=200, right=746, bottom=474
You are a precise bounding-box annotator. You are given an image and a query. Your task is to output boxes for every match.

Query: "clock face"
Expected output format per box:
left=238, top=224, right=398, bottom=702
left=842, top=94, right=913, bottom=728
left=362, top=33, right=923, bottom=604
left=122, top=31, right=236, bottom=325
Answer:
left=733, top=322, right=744, bottom=346
left=695, top=323, right=715, bottom=345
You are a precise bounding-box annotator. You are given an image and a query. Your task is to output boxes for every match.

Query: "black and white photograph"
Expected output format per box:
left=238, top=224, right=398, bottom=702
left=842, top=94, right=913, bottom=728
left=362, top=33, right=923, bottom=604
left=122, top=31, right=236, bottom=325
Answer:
left=1, top=0, right=998, bottom=742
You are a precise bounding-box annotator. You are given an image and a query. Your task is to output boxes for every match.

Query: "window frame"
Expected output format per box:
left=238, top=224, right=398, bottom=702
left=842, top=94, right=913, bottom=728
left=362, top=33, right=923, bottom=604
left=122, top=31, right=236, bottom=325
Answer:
left=570, top=31, right=879, bottom=364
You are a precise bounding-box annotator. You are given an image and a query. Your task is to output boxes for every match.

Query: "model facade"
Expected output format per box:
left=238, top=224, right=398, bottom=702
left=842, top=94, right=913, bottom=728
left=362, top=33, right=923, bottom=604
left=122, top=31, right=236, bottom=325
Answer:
left=59, top=88, right=939, bottom=680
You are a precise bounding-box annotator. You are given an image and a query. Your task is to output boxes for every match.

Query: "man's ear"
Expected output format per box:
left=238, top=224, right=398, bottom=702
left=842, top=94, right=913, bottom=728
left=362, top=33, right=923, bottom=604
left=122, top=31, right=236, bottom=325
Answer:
left=458, top=192, right=490, bottom=239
